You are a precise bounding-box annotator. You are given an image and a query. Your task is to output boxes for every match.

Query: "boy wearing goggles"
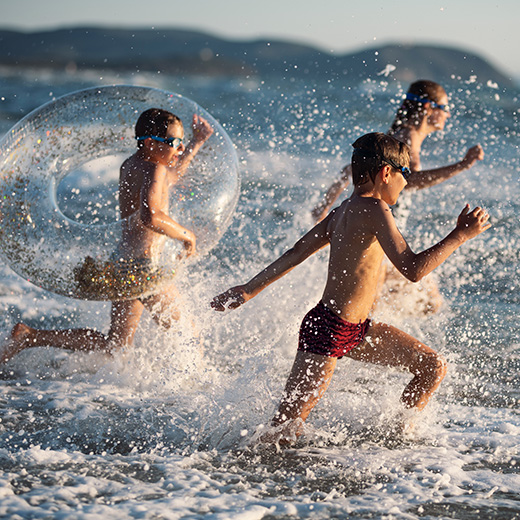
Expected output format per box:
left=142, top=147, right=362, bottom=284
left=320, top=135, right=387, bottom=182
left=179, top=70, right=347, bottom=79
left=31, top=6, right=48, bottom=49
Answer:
left=2, top=109, right=213, bottom=362
left=212, top=133, right=490, bottom=442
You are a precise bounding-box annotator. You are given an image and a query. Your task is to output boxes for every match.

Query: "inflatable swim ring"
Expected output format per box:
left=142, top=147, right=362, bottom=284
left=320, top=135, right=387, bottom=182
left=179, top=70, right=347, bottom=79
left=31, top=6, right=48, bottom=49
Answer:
left=0, top=85, right=240, bottom=301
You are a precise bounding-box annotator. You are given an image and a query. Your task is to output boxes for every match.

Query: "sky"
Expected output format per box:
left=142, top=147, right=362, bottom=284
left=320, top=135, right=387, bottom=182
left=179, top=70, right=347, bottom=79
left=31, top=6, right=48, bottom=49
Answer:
left=2, top=0, right=519, bottom=77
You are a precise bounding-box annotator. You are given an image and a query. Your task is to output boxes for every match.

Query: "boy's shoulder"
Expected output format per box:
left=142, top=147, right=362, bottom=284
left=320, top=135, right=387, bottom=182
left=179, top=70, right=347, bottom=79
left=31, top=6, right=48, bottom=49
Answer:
left=340, top=195, right=390, bottom=214
left=330, top=196, right=393, bottom=234
left=121, top=154, right=163, bottom=177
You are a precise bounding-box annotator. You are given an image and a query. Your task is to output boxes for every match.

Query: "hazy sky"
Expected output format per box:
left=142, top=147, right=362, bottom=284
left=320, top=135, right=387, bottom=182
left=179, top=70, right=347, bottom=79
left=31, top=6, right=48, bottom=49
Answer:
left=2, top=0, right=519, bottom=76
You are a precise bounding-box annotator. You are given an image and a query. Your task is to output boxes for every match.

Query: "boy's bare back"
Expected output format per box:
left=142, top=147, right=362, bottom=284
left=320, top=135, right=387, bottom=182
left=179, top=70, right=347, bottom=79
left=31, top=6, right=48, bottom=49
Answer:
left=322, top=188, right=491, bottom=325
left=119, top=155, right=161, bottom=219
left=118, top=155, right=170, bottom=259
left=322, top=196, right=388, bottom=322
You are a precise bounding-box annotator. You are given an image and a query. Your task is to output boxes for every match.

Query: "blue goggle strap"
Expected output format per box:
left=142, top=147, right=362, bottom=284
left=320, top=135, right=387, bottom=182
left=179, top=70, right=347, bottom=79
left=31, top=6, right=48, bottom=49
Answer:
left=405, top=92, right=430, bottom=104
left=135, top=136, right=182, bottom=147
left=405, top=92, right=448, bottom=111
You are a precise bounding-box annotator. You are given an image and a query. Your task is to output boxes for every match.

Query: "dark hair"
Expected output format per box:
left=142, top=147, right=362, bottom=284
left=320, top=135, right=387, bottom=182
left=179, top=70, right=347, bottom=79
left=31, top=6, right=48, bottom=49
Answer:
left=351, top=132, right=410, bottom=186
left=135, top=108, right=182, bottom=147
left=389, top=80, right=446, bottom=135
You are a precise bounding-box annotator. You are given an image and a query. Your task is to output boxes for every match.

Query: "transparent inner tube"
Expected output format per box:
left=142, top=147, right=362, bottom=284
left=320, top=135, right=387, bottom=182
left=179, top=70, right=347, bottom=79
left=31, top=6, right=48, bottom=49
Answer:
left=0, top=86, right=240, bottom=301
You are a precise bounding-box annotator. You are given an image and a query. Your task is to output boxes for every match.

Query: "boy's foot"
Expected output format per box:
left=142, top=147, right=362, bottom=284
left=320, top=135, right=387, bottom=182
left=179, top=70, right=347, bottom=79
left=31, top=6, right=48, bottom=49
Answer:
left=395, top=408, right=418, bottom=437
left=0, top=323, right=36, bottom=364
left=252, top=419, right=304, bottom=447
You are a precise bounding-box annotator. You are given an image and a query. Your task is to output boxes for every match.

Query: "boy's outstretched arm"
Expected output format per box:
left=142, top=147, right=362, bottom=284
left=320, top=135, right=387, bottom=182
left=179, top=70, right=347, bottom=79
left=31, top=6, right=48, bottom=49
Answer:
left=174, top=114, right=214, bottom=179
left=405, top=145, right=484, bottom=190
left=211, top=214, right=333, bottom=311
left=374, top=202, right=491, bottom=282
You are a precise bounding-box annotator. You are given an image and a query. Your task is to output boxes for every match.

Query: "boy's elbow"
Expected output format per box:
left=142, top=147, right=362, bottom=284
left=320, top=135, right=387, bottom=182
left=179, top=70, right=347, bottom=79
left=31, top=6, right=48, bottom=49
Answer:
left=402, top=267, right=424, bottom=283
left=140, top=210, right=156, bottom=229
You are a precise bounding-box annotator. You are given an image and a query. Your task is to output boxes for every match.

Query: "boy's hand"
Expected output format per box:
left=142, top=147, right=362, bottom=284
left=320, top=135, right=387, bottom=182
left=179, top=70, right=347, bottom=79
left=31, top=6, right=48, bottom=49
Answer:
left=192, top=114, right=214, bottom=143
left=182, top=231, right=196, bottom=257
left=455, top=204, right=491, bottom=240
left=311, top=204, right=326, bottom=223
left=211, top=285, right=249, bottom=311
left=461, top=145, right=484, bottom=169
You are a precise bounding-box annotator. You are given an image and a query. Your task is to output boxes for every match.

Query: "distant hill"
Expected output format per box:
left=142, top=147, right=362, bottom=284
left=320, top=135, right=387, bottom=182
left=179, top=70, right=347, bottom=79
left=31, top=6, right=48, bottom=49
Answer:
left=0, top=27, right=514, bottom=88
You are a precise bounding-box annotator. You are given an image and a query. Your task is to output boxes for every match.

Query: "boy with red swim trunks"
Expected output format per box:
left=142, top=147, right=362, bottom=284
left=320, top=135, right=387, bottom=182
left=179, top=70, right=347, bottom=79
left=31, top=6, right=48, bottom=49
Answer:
left=212, top=132, right=491, bottom=442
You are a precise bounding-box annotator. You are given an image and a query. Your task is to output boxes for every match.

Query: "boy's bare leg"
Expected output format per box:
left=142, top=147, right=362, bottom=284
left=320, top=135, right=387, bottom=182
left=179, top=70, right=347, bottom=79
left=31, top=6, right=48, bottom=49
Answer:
left=107, top=299, right=145, bottom=347
left=142, top=284, right=180, bottom=329
left=263, top=351, right=337, bottom=442
left=1, top=300, right=144, bottom=364
left=344, top=321, right=447, bottom=410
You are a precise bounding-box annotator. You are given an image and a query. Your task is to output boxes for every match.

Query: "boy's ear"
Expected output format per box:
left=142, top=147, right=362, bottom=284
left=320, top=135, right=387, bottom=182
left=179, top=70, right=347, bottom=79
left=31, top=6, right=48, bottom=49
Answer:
left=379, top=164, right=392, bottom=184
left=141, top=137, right=155, bottom=150
left=423, top=102, right=434, bottom=115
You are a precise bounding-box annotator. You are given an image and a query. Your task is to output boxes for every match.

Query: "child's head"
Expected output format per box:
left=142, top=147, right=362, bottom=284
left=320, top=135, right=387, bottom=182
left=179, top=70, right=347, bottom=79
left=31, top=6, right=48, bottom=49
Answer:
left=135, top=108, right=183, bottom=149
left=351, top=132, right=410, bottom=187
left=389, top=80, right=448, bottom=133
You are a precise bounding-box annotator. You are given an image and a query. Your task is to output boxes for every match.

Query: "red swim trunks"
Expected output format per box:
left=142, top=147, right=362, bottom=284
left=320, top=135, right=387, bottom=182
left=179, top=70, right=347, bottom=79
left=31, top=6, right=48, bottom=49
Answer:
left=298, top=301, right=371, bottom=359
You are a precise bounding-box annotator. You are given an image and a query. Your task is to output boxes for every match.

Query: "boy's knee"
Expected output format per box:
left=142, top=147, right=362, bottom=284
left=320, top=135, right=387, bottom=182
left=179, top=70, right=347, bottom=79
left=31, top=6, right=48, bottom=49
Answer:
left=415, top=351, right=447, bottom=380
left=425, top=352, right=448, bottom=380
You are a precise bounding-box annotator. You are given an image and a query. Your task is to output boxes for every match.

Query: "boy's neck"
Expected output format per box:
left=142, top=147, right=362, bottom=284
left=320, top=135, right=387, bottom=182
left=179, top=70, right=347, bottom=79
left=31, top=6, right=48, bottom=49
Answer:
left=135, top=148, right=160, bottom=164
left=408, top=119, right=432, bottom=144
left=352, top=183, right=381, bottom=200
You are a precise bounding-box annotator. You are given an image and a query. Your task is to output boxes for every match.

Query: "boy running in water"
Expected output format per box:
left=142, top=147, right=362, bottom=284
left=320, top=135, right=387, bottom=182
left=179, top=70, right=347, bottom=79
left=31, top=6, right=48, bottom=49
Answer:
left=212, top=132, right=490, bottom=441
left=1, top=109, right=213, bottom=363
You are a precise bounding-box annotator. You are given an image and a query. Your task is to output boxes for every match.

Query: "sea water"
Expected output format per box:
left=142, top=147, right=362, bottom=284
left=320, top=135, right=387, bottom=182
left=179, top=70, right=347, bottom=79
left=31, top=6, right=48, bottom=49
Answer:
left=0, top=66, right=519, bottom=519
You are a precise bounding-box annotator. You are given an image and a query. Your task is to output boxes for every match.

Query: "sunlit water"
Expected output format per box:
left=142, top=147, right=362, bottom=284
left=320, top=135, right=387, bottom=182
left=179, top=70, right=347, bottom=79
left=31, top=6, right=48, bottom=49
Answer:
left=0, top=67, right=519, bottom=519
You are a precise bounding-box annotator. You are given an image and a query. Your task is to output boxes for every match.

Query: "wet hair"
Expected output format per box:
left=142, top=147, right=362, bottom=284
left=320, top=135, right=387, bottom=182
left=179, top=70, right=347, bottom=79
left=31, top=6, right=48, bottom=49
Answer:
left=351, top=132, right=410, bottom=186
left=135, top=108, right=182, bottom=147
left=389, top=80, right=447, bottom=135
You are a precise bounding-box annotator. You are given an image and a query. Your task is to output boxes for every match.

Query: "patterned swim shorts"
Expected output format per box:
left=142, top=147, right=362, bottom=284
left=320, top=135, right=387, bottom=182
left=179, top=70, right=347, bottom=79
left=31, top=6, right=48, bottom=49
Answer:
left=297, top=301, right=371, bottom=359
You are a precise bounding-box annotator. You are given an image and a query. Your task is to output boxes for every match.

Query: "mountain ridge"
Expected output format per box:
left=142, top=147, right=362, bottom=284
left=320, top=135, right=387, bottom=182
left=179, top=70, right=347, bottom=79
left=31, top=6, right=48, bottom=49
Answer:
left=0, top=27, right=514, bottom=88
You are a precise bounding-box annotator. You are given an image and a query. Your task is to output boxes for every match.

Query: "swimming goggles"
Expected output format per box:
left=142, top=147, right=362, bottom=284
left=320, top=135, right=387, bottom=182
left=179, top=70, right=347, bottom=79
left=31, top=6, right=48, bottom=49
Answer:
left=405, top=92, right=450, bottom=113
left=352, top=148, right=412, bottom=180
left=136, top=135, right=184, bottom=149
left=382, top=157, right=412, bottom=180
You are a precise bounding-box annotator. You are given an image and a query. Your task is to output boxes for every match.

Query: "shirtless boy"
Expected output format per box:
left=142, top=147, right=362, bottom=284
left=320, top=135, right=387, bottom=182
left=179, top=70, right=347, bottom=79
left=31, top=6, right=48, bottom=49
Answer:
left=212, top=132, right=490, bottom=442
left=1, top=108, right=213, bottom=363
left=313, top=81, right=485, bottom=314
